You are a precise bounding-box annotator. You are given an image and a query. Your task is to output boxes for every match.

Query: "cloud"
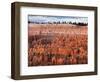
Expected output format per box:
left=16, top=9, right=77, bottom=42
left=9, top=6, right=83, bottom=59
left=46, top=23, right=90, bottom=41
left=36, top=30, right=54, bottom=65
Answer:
left=28, top=15, right=88, bottom=23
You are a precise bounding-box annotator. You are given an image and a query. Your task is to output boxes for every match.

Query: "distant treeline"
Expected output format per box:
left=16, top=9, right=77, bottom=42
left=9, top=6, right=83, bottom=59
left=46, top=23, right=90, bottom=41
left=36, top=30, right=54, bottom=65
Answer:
left=69, top=22, right=88, bottom=26
left=28, top=21, right=88, bottom=26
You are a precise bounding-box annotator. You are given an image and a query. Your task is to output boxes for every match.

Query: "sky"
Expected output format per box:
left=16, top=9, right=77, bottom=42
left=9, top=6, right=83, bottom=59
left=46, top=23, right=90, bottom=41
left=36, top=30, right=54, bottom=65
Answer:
left=28, top=15, right=88, bottom=24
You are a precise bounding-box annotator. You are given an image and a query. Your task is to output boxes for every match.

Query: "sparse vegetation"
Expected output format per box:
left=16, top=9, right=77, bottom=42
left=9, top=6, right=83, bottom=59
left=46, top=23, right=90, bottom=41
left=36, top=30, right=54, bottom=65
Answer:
left=28, top=21, right=88, bottom=26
